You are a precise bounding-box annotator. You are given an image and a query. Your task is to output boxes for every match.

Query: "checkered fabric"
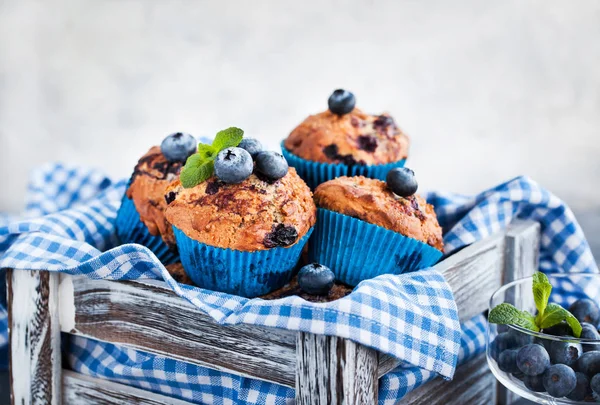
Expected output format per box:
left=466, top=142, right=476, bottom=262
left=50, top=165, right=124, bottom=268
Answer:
left=0, top=164, right=596, bottom=404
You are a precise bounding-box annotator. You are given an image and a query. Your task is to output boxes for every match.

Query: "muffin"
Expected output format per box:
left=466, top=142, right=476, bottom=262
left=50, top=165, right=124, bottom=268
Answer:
left=282, top=89, right=409, bottom=189
left=164, top=128, right=317, bottom=297
left=115, top=133, right=197, bottom=264
left=309, top=171, right=443, bottom=286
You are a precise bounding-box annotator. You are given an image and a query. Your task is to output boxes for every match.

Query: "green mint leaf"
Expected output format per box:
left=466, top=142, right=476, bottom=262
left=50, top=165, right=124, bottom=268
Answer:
left=488, top=303, right=539, bottom=332
left=539, top=303, right=582, bottom=337
left=532, top=271, right=552, bottom=321
left=197, top=144, right=217, bottom=161
left=180, top=154, right=214, bottom=188
left=212, top=127, right=243, bottom=151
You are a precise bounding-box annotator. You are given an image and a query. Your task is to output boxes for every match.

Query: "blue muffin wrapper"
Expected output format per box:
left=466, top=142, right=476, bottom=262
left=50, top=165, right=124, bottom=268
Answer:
left=115, top=193, right=179, bottom=265
left=308, top=209, right=443, bottom=287
left=173, top=226, right=314, bottom=298
left=281, top=142, right=406, bottom=189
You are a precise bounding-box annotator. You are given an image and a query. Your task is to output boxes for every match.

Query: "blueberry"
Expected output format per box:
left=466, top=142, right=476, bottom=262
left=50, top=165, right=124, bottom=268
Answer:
left=297, top=263, right=335, bottom=296
left=543, top=322, right=574, bottom=337
left=577, top=351, right=600, bottom=376
left=581, top=323, right=600, bottom=352
left=254, top=151, right=289, bottom=181
left=524, top=374, right=546, bottom=392
left=160, top=132, right=197, bottom=162
left=543, top=364, right=577, bottom=398
left=238, top=138, right=263, bottom=158
left=549, top=340, right=583, bottom=367
left=508, top=328, right=534, bottom=347
left=517, top=344, right=550, bottom=376
left=386, top=168, right=418, bottom=197
left=491, top=332, right=520, bottom=361
left=214, top=147, right=253, bottom=184
left=566, top=372, right=592, bottom=401
left=591, top=373, right=600, bottom=395
left=534, top=337, right=552, bottom=352
left=328, top=89, right=356, bottom=116
left=569, top=298, right=600, bottom=326
left=498, top=350, right=520, bottom=373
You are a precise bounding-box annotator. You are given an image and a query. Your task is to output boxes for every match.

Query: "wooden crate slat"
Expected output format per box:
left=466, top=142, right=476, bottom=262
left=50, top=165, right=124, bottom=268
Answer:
left=62, top=370, right=195, bottom=405
left=400, top=353, right=496, bottom=405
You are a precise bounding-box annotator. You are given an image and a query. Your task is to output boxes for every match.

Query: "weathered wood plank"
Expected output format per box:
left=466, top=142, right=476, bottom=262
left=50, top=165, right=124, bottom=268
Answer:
left=8, top=269, right=62, bottom=405
left=62, top=370, right=195, bottom=405
left=59, top=276, right=297, bottom=387
left=296, top=332, right=378, bottom=405
left=497, top=220, right=540, bottom=405
left=401, top=353, right=496, bottom=405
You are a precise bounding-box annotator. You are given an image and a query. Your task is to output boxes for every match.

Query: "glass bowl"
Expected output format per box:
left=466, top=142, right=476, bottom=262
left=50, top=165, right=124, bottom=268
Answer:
left=487, top=273, right=600, bottom=404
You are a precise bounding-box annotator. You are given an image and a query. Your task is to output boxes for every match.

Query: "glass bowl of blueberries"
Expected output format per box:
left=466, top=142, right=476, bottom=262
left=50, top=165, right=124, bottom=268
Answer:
left=487, top=272, right=600, bottom=404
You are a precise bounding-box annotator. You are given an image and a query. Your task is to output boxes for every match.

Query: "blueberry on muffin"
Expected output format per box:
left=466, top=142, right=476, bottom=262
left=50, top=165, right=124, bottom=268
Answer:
left=281, top=89, right=409, bottom=188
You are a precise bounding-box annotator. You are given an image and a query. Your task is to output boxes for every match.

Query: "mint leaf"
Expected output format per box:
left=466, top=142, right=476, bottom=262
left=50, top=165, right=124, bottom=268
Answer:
left=539, top=303, right=582, bottom=337
left=532, top=272, right=552, bottom=321
left=197, top=144, right=217, bottom=161
left=488, top=303, right=539, bottom=332
left=212, top=127, right=243, bottom=151
left=180, top=154, right=214, bottom=188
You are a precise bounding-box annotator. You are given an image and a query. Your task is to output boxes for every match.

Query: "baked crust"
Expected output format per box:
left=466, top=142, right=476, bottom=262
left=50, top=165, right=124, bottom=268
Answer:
left=283, top=108, right=409, bottom=165
left=126, top=146, right=182, bottom=247
left=313, top=176, right=443, bottom=251
left=164, top=168, right=316, bottom=251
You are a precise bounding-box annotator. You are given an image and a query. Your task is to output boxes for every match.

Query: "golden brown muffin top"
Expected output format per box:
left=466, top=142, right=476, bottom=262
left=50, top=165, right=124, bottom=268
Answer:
left=313, top=176, right=443, bottom=251
left=164, top=168, right=316, bottom=252
left=126, top=146, right=182, bottom=247
left=283, top=108, right=409, bottom=165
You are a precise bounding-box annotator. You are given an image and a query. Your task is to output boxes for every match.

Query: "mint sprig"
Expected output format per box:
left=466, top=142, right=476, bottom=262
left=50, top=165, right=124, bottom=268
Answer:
left=488, top=271, right=582, bottom=337
left=179, top=127, right=244, bottom=188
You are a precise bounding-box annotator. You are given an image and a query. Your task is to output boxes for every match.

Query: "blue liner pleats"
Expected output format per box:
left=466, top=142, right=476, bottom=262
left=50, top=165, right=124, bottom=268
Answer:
left=281, top=142, right=406, bottom=189
left=173, top=227, right=314, bottom=298
left=308, top=209, right=443, bottom=286
left=115, top=194, right=179, bottom=265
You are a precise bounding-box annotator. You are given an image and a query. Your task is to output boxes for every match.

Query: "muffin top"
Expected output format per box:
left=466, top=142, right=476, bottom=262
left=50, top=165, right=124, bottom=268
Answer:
left=313, top=176, right=443, bottom=251
left=284, top=108, right=409, bottom=165
left=164, top=168, right=316, bottom=251
left=127, top=146, right=182, bottom=246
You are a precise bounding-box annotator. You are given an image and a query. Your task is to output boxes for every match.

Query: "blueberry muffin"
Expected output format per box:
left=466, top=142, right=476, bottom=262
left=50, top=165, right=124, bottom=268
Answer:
left=309, top=169, right=443, bottom=286
left=282, top=89, right=409, bottom=188
left=164, top=128, right=317, bottom=297
left=115, top=133, right=197, bottom=264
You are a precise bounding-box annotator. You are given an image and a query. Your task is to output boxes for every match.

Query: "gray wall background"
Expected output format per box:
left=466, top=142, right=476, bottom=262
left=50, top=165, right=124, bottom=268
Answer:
left=1, top=1, right=599, bottom=219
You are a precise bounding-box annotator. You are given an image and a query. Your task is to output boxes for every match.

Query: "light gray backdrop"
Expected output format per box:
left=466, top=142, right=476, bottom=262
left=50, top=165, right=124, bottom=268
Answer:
left=1, top=0, right=599, bottom=224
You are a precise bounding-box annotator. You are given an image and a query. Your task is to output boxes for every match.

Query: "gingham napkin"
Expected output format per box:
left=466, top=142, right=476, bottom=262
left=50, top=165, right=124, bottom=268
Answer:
left=0, top=163, right=596, bottom=404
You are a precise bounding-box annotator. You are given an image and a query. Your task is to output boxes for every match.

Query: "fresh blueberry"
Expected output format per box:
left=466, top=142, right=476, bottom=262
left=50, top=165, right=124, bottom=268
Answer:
left=543, top=364, right=577, bottom=398
left=524, top=374, right=546, bottom=392
left=577, top=351, right=600, bottom=376
left=591, top=373, right=600, bottom=395
left=254, top=151, right=289, bottom=181
left=297, top=263, right=335, bottom=296
left=214, top=147, right=253, bottom=184
left=238, top=138, right=263, bottom=158
left=508, top=328, right=534, bottom=347
left=386, top=168, right=418, bottom=197
left=328, top=89, right=356, bottom=116
left=549, top=340, right=583, bottom=367
left=160, top=132, right=197, bottom=162
left=498, top=350, right=520, bottom=373
left=581, top=323, right=600, bottom=352
left=566, top=372, right=592, bottom=401
left=543, top=322, right=574, bottom=337
left=533, top=337, right=553, bottom=352
left=517, top=344, right=550, bottom=376
left=491, top=332, right=520, bottom=361
left=569, top=298, right=600, bottom=326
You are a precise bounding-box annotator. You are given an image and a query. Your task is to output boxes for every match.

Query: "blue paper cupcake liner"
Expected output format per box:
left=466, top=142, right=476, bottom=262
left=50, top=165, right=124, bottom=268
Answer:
left=115, top=193, right=179, bottom=265
left=281, top=142, right=406, bottom=189
left=308, top=209, right=443, bottom=287
left=173, top=226, right=314, bottom=298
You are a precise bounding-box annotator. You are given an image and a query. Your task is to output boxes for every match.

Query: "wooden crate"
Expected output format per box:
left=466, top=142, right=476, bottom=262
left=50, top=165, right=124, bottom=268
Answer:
left=7, top=220, right=540, bottom=405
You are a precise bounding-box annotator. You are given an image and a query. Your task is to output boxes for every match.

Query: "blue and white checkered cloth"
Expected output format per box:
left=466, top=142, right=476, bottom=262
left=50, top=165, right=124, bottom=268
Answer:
left=0, top=163, right=597, bottom=404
